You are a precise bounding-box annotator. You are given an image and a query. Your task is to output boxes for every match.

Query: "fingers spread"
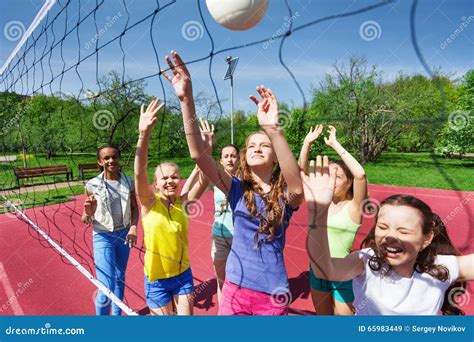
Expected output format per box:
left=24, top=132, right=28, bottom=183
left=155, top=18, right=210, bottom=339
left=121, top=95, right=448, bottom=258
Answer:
left=160, top=69, right=172, bottom=81
left=322, top=155, right=330, bottom=176
left=172, top=50, right=189, bottom=76
left=309, top=160, right=315, bottom=177
left=315, top=155, right=322, bottom=176
left=155, top=102, right=165, bottom=114
left=249, top=95, right=259, bottom=105
left=165, top=55, right=178, bottom=75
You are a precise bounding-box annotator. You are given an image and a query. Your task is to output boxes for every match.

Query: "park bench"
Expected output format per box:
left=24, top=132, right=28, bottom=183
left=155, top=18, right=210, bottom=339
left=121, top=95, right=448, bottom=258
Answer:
left=14, top=165, right=73, bottom=187
left=78, top=163, right=99, bottom=179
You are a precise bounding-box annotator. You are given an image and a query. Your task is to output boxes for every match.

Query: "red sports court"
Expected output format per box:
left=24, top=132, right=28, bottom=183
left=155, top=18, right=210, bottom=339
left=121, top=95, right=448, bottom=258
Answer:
left=0, top=184, right=472, bottom=315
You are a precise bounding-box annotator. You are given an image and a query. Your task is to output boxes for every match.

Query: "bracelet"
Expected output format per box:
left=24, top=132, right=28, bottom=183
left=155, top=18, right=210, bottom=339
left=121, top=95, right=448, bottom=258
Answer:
left=340, top=149, right=346, bottom=156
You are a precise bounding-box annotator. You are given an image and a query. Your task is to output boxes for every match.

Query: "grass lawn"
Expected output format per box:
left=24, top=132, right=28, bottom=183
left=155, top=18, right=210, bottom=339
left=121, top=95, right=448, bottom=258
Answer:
left=1, top=151, right=472, bottom=214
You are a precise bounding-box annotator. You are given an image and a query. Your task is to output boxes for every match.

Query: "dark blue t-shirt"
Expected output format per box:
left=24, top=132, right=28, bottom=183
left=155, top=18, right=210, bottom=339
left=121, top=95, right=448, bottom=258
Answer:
left=226, top=176, right=296, bottom=294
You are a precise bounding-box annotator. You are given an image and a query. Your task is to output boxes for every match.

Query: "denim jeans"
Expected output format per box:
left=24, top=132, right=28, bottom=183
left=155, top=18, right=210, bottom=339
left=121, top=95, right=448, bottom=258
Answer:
left=93, top=227, right=130, bottom=315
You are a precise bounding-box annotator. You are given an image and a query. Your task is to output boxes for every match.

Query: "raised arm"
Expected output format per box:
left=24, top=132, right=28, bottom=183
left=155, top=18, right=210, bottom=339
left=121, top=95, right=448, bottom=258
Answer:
left=457, top=254, right=474, bottom=281
left=303, top=156, right=364, bottom=282
left=134, top=99, right=164, bottom=211
left=161, top=51, right=231, bottom=195
left=324, top=125, right=367, bottom=220
left=250, top=86, right=303, bottom=208
left=298, top=125, right=323, bottom=173
left=181, top=119, right=214, bottom=202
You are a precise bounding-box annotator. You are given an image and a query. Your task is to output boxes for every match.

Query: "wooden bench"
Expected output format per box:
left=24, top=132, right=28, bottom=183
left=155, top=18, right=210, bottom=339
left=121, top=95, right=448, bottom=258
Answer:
left=14, top=165, right=73, bottom=187
left=78, top=163, right=99, bottom=179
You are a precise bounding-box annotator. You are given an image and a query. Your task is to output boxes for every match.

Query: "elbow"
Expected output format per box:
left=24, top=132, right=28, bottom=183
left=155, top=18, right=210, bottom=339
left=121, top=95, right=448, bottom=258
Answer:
left=311, top=262, right=334, bottom=281
left=190, top=153, right=200, bottom=162
left=288, top=188, right=304, bottom=204
left=354, top=172, right=366, bottom=181
left=190, top=151, right=206, bottom=163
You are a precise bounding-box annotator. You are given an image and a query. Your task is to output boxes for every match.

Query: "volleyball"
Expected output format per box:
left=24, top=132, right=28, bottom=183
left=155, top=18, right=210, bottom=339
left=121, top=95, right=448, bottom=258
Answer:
left=205, top=0, right=268, bottom=31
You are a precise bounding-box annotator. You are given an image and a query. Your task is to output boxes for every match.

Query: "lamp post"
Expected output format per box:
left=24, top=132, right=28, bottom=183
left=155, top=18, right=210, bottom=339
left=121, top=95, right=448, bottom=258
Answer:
left=224, top=56, right=239, bottom=144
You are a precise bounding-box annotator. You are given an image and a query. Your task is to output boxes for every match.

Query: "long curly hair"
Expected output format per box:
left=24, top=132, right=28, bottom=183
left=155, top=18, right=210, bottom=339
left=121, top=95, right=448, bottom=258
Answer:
left=238, top=132, right=287, bottom=247
left=361, top=194, right=466, bottom=315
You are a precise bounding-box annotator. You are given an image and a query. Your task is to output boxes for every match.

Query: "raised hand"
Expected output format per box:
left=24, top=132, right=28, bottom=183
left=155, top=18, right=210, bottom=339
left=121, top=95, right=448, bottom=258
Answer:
left=301, top=155, right=336, bottom=215
left=139, top=98, right=164, bottom=133
left=304, top=125, right=324, bottom=144
left=84, top=195, right=97, bottom=217
left=161, top=50, right=193, bottom=101
left=199, top=119, right=215, bottom=154
left=249, top=85, right=279, bottom=132
left=323, top=125, right=338, bottom=148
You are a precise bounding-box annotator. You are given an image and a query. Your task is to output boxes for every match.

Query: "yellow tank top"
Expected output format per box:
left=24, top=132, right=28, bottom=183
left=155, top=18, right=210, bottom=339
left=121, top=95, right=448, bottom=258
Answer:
left=142, top=195, right=189, bottom=282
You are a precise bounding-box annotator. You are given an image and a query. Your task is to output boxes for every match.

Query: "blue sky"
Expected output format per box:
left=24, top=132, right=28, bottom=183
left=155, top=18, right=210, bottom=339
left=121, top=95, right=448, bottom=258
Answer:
left=1, top=0, right=473, bottom=114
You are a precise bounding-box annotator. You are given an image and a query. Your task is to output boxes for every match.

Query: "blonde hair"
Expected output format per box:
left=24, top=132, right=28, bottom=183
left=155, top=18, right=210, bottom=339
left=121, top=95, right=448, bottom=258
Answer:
left=153, top=162, right=180, bottom=187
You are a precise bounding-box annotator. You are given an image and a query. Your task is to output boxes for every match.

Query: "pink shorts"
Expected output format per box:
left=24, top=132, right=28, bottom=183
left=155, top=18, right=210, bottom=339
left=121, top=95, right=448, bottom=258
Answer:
left=218, top=280, right=289, bottom=316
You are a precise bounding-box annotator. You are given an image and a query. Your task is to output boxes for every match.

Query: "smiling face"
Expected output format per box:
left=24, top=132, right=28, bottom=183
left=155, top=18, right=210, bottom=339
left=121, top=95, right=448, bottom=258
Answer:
left=245, top=132, right=276, bottom=170
left=220, top=145, right=239, bottom=174
left=154, top=163, right=180, bottom=199
left=97, top=147, right=120, bottom=175
left=374, top=204, right=434, bottom=276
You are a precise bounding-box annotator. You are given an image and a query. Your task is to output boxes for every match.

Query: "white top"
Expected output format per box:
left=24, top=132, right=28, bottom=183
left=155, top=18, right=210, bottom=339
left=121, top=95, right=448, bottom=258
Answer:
left=353, top=248, right=459, bottom=315
left=86, top=172, right=134, bottom=232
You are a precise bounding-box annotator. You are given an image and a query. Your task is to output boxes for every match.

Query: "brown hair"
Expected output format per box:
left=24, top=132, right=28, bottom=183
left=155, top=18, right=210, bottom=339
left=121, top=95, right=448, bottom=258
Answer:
left=330, top=160, right=354, bottom=200
left=361, top=194, right=466, bottom=315
left=239, top=132, right=287, bottom=247
left=217, top=144, right=241, bottom=215
left=220, top=144, right=240, bottom=159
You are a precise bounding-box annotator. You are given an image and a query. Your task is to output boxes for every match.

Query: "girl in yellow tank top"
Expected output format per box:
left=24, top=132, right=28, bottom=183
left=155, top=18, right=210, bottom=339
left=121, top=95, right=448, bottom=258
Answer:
left=299, top=125, right=368, bottom=316
left=134, top=99, right=209, bottom=316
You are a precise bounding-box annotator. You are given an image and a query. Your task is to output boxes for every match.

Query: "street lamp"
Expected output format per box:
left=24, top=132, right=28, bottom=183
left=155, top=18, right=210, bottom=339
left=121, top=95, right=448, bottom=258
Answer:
left=224, top=56, right=239, bottom=144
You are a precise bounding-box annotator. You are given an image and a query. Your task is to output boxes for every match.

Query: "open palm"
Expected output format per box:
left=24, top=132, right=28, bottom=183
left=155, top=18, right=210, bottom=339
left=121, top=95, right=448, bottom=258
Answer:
left=139, top=98, right=164, bottom=132
left=301, top=156, right=336, bottom=214
left=161, top=51, right=192, bottom=100
left=250, top=86, right=279, bottom=131
left=304, top=125, right=324, bottom=144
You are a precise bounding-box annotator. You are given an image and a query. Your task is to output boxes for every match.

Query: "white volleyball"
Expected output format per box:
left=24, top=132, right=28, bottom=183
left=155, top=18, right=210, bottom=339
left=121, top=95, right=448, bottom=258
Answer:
left=205, top=0, right=268, bottom=31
